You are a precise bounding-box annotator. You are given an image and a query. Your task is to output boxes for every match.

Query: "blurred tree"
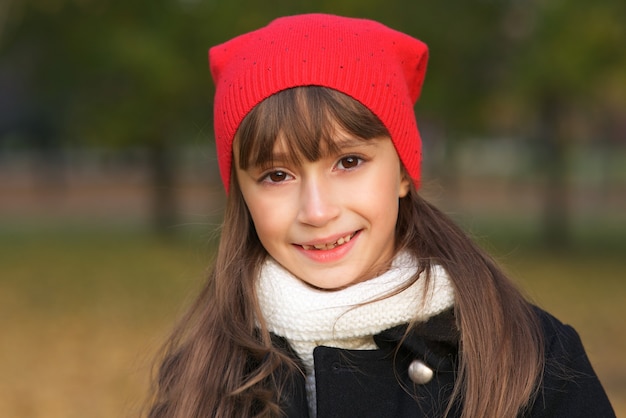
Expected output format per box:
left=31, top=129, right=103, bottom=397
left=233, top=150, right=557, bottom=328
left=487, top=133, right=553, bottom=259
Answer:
left=486, top=0, right=626, bottom=246
left=2, top=0, right=624, bottom=240
left=1, top=0, right=212, bottom=233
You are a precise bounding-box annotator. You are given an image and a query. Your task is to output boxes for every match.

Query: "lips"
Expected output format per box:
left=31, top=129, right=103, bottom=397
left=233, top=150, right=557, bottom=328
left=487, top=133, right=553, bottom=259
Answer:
left=300, top=232, right=357, bottom=251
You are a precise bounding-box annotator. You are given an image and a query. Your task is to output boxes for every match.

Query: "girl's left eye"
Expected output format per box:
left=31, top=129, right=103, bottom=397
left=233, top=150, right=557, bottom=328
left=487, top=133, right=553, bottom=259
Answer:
left=337, top=156, right=362, bottom=170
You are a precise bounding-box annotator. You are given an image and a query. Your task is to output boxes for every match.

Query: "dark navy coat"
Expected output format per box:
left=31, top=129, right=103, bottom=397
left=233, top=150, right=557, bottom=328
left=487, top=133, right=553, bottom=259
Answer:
left=274, top=308, right=615, bottom=417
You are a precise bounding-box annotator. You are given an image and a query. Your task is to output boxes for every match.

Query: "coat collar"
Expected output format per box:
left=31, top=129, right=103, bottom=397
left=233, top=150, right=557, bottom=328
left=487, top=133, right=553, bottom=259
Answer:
left=271, top=308, right=460, bottom=374
left=373, top=308, right=459, bottom=373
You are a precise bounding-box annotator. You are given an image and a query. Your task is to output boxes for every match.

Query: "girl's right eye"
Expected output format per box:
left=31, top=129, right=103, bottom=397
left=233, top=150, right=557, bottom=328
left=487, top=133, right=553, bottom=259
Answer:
left=261, top=170, right=292, bottom=184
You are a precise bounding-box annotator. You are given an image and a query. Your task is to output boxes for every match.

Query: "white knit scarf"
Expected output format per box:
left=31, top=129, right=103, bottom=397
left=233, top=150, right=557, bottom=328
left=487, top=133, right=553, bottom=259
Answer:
left=256, top=251, right=455, bottom=417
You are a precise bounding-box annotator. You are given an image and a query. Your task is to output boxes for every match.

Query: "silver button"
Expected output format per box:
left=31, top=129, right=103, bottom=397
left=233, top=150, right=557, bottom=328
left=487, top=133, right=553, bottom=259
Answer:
left=408, top=359, right=433, bottom=384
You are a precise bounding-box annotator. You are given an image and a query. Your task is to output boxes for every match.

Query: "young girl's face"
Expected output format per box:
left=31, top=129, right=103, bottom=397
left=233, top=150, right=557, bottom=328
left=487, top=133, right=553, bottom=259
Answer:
left=235, top=130, right=410, bottom=289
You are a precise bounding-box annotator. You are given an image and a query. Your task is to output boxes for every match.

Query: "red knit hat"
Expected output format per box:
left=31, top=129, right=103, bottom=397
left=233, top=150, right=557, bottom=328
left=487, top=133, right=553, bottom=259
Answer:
left=209, top=13, right=428, bottom=191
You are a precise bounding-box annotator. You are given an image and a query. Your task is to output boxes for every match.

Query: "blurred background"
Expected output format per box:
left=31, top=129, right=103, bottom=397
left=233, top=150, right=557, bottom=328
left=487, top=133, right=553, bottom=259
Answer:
left=1, top=0, right=624, bottom=417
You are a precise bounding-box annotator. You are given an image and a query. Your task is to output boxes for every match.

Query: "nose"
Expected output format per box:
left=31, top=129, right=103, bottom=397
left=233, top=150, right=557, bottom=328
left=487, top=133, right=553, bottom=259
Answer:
left=297, top=175, right=340, bottom=227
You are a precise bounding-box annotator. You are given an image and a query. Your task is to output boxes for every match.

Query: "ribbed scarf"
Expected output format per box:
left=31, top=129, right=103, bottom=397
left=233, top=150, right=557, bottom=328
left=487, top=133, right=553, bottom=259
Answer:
left=256, top=251, right=455, bottom=417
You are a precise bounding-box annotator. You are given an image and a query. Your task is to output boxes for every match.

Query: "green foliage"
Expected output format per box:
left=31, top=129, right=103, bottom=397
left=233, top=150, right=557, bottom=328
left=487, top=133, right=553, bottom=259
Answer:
left=487, top=0, right=626, bottom=136
left=2, top=0, right=624, bottom=238
left=3, top=0, right=624, bottom=146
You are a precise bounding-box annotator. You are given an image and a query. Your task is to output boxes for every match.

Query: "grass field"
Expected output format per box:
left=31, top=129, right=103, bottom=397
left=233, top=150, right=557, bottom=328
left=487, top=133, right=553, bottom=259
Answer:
left=0, top=222, right=624, bottom=417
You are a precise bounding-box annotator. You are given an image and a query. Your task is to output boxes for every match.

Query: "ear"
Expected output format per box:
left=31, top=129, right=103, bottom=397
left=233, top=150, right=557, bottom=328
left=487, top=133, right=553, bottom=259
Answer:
left=398, top=173, right=410, bottom=198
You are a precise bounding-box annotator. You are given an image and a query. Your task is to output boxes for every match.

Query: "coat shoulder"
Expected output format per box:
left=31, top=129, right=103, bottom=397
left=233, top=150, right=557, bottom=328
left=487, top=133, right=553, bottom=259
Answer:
left=527, top=306, right=616, bottom=417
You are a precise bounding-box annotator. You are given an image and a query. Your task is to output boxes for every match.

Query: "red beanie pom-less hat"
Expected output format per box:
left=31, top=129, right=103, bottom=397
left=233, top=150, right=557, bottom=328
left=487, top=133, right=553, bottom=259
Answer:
left=209, top=13, right=428, bottom=191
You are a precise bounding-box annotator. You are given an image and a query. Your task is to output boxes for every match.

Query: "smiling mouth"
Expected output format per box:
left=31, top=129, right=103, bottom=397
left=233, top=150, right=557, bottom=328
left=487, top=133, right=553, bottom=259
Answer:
left=300, top=232, right=357, bottom=251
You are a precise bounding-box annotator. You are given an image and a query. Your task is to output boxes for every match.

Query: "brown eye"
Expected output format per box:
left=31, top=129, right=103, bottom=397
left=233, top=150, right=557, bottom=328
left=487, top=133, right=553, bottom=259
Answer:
left=267, top=171, right=288, bottom=182
left=338, top=156, right=361, bottom=170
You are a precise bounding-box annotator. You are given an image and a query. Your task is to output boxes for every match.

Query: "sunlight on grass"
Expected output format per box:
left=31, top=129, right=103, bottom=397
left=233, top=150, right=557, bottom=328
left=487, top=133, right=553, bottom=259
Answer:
left=1, top=224, right=623, bottom=417
left=0, top=225, right=211, bottom=418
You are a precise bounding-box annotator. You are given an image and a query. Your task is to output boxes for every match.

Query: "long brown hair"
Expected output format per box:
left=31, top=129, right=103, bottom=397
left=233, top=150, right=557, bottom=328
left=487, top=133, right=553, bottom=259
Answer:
left=147, top=87, right=543, bottom=417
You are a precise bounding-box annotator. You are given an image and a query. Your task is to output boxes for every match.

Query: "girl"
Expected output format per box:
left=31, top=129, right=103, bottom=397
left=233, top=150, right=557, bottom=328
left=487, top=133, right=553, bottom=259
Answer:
left=148, top=14, right=615, bottom=418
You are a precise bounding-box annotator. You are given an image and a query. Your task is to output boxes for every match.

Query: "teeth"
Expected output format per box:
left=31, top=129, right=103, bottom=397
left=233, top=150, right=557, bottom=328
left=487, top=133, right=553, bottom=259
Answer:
left=302, top=233, right=354, bottom=251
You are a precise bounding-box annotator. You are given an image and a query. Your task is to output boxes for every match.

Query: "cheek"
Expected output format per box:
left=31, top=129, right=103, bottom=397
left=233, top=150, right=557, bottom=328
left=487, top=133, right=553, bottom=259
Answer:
left=245, top=196, right=291, bottom=240
left=363, top=169, right=403, bottom=204
left=349, top=176, right=400, bottom=225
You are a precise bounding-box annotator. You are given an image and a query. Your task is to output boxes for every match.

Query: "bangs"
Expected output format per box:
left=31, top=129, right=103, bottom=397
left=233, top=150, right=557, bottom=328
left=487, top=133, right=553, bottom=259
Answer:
left=235, top=87, right=389, bottom=170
